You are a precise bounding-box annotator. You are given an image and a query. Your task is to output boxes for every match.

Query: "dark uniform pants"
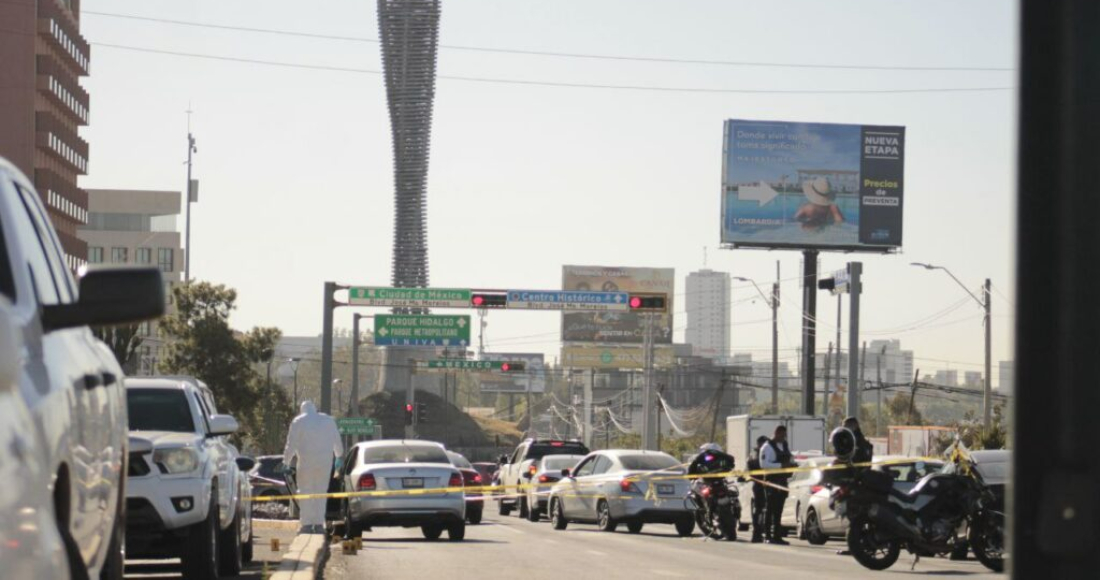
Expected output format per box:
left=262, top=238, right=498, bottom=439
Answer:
left=751, top=483, right=768, bottom=538
left=765, top=484, right=788, bottom=538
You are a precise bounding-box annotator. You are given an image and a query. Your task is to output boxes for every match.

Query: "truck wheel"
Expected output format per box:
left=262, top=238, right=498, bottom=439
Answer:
left=421, top=524, right=444, bottom=541
left=526, top=499, right=541, bottom=522
left=218, top=509, right=243, bottom=576
left=467, top=504, right=483, bottom=525
left=627, top=522, right=644, bottom=534
left=518, top=495, right=529, bottom=519
left=675, top=519, right=695, bottom=537
left=498, top=499, right=511, bottom=516
left=181, top=492, right=220, bottom=580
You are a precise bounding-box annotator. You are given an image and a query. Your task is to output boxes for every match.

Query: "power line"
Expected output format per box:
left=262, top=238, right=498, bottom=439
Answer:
left=82, top=10, right=1015, bottom=72
left=90, top=43, right=1014, bottom=96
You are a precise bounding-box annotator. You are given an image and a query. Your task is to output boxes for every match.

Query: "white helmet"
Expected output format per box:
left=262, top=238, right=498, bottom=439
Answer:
left=699, top=443, right=723, bottom=453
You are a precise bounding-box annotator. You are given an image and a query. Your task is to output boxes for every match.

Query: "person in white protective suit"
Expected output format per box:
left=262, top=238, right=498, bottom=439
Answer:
left=283, top=401, right=343, bottom=532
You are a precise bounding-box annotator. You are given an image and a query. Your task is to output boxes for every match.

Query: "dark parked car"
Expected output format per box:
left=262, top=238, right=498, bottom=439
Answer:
left=250, top=455, right=290, bottom=505
left=449, top=451, right=485, bottom=524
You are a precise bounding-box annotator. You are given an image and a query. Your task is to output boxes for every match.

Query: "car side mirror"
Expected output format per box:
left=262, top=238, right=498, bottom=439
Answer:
left=498, top=455, right=508, bottom=465
left=236, top=457, right=256, bottom=472
left=208, top=414, right=239, bottom=437
left=0, top=298, right=21, bottom=391
left=42, top=266, right=165, bottom=332
left=561, top=468, right=571, bottom=478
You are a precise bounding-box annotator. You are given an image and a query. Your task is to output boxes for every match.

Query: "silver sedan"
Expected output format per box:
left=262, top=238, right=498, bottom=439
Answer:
left=340, top=440, right=467, bottom=541
left=547, top=450, right=695, bottom=536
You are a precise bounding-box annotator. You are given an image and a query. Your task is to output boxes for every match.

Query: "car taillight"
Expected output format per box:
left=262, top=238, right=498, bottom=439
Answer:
left=538, top=475, right=558, bottom=484
left=701, top=486, right=712, bottom=497
left=473, top=474, right=483, bottom=484
left=357, top=474, right=376, bottom=491
left=620, top=479, right=642, bottom=494
left=449, top=473, right=463, bottom=488
left=810, top=485, right=824, bottom=495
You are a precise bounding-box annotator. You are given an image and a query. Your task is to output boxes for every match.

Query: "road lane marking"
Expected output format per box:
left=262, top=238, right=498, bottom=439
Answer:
left=586, top=549, right=608, bottom=556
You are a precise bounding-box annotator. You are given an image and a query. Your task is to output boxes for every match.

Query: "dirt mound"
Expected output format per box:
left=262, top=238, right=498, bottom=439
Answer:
left=355, top=390, right=522, bottom=449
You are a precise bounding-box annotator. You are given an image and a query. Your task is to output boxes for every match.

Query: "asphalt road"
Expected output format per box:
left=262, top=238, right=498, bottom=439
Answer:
left=124, top=520, right=297, bottom=579
left=324, top=513, right=1002, bottom=580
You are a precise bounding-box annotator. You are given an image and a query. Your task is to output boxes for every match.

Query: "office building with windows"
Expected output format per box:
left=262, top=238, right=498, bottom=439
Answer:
left=78, top=188, right=183, bottom=374
left=685, top=269, right=731, bottom=360
left=0, top=0, right=91, bottom=269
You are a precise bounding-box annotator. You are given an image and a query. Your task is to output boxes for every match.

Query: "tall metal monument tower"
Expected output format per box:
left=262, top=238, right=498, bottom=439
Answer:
left=378, top=0, right=442, bottom=392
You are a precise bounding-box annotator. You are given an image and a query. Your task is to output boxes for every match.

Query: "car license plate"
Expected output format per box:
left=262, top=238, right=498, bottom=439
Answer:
left=403, top=478, right=424, bottom=489
left=657, top=484, right=674, bottom=495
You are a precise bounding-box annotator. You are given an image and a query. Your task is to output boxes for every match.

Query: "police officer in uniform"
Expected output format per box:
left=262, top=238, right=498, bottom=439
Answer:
left=745, top=436, right=770, bottom=542
left=760, top=425, right=795, bottom=545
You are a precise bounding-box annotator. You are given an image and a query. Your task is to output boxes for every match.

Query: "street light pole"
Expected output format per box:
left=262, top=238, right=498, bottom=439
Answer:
left=352, top=314, right=362, bottom=418
left=288, top=357, right=301, bottom=409
left=734, top=274, right=780, bottom=413
left=911, top=263, right=993, bottom=429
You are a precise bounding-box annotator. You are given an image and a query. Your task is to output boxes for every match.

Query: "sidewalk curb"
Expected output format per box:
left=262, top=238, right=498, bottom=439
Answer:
left=270, top=532, right=329, bottom=580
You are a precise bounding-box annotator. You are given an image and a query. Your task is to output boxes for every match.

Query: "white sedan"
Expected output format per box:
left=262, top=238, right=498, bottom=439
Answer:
left=547, top=450, right=695, bottom=536
left=339, top=440, right=466, bottom=541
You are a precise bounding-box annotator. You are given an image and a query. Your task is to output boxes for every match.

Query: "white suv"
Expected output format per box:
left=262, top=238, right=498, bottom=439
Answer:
left=0, top=156, right=164, bottom=579
left=125, top=377, right=254, bottom=579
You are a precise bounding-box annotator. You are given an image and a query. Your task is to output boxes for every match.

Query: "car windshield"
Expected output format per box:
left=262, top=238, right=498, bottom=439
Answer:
left=257, top=457, right=284, bottom=479
left=618, top=454, right=681, bottom=471
left=448, top=453, right=472, bottom=468
left=526, top=443, right=589, bottom=461
left=974, top=461, right=1008, bottom=484
left=882, top=462, right=944, bottom=483
left=127, top=388, right=195, bottom=433
left=362, top=444, right=450, bottom=465
left=542, top=456, right=581, bottom=470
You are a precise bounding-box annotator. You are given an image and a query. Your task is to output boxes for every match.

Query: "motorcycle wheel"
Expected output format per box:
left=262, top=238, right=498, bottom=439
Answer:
left=695, top=508, right=719, bottom=539
left=718, top=509, right=738, bottom=541
left=969, top=511, right=1005, bottom=573
left=847, top=518, right=901, bottom=571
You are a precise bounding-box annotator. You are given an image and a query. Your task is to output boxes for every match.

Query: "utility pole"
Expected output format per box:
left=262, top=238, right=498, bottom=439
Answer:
left=265, top=354, right=273, bottom=452
left=847, top=264, right=863, bottom=420
left=656, top=383, right=666, bottom=452
left=320, top=281, right=339, bottom=414
left=822, top=343, right=832, bottom=417
left=835, top=293, right=842, bottom=409
left=802, top=250, right=819, bottom=415
left=876, top=344, right=886, bottom=436
left=351, top=314, right=363, bottom=417
left=183, top=124, right=197, bottom=282
left=406, top=358, right=416, bottom=439
left=582, top=369, right=594, bottom=447
left=772, top=261, right=781, bottom=413
left=477, top=307, right=487, bottom=358
left=990, top=279, right=998, bottom=429
left=710, top=381, right=725, bottom=442
left=642, top=313, right=657, bottom=450
left=288, top=357, right=301, bottom=410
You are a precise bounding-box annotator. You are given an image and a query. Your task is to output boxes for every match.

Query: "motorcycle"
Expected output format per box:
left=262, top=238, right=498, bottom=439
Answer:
left=826, top=432, right=1005, bottom=572
left=685, top=450, right=741, bottom=541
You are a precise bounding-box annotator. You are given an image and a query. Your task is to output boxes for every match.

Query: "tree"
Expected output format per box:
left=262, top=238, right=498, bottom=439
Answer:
left=93, top=324, right=142, bottom=374
left=159, top=281, right=288, bottom=452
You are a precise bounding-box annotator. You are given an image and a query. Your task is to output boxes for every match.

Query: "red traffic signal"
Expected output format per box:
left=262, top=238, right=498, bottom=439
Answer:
left=471, top=293, right=507, bottom=308
left=404, top=403, right=414, bottom=425
left=627, top=293, right=667, bottom=312
left=500, top=362, right=526, bottom=372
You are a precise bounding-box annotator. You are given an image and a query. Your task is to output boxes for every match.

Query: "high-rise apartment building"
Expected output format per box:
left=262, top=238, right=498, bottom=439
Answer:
left=934, top=369, right=960, bottom=387
left=78, top=189, right=183, bottom=374
left=866, top=339, right=915, bottom=384
left=0, top=0, right=91, bottom=269
left=964, top=371, right=983, bottom=389
left=686, top=269, right=730, bottom=360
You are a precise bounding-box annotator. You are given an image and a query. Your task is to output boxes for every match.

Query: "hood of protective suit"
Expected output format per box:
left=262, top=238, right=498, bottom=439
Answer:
left=301, top=401, right=316, bottom=415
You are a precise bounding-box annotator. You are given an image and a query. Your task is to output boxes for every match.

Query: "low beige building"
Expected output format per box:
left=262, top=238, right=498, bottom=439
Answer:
left=78, top=188, right=184, bottom=374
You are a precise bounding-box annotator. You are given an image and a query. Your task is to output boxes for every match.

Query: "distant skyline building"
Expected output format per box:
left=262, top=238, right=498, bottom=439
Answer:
left=866, top=339, right=915, bottom=384
left=78, top=188, right=183, bottom=374
left=685, top=269, right=730, bottom=360
left=0, top=0, right=91, bottom=268
left=964, top=371, right=982, bottom=389
left=998, top=360, right=1014, bottom=394
left=934, top=369, right=959, bottom=387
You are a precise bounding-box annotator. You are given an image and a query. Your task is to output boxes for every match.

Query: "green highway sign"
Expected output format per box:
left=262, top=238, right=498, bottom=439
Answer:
left=347, top=287, right=471, bottom=308
left=374, top=314, right=471, bottom=347
left=336, top=417, right=375, bottom=436
left=426, top=359, right=509, bottom=371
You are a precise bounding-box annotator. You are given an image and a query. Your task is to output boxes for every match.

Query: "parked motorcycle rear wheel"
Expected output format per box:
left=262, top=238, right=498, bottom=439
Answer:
left=847, top=518, right=901, bottom=571
left=969, top=511, right=1005, bottom=573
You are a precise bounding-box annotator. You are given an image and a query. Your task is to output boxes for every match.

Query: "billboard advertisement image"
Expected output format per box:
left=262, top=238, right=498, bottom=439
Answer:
left=721, top=119, right=905, bottom=251
left=561, top=266, right=674, bottom=344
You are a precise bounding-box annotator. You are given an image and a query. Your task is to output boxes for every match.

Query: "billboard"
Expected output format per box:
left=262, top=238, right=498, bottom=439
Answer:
left=479, top=352, right=546, bottom=393
left=721, top=119, right=905, bottom=251
left=561, top=344, right=675, bottom=370
left=561, top=266, right=674, bottom=344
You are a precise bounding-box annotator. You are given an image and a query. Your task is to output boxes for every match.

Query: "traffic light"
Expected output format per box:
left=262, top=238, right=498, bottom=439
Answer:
left=404, top=403, right=414, bottom=425
left=499, top=362, right=526, bottom=373
left=470, top=292, right=507, bottom=308
left=627, top=293, right=667, bottom=312
left=818, top=278, right=836, bottom=291
left=416, top=402, right=428, bottom=424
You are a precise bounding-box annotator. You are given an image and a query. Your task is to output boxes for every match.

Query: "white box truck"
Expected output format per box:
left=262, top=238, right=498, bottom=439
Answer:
left=725, top=415, right=828, bottom=472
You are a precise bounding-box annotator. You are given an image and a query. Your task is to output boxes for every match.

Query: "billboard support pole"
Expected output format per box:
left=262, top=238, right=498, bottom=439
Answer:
left=772, top=261, right=780, bottom=413
left=801, top=250, right=818, bottom=416
left=642, top=313, right=656, bottom=450
left=847, top=263, right=862, bottom=419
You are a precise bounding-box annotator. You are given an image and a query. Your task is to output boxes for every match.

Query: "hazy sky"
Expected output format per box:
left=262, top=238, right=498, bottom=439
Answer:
left=79, top=0, right=1018, bottom=382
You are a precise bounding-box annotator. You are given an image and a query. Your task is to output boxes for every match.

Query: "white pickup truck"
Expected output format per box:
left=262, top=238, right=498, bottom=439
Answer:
left=496, top=439, right=589, bottom=519
left=125, top=377, right=254, bottom=579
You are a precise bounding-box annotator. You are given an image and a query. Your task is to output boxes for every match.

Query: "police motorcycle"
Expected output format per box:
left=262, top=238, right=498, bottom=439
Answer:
left=824, top=429, right=1005, bottom=572
left=685, top=443, right=741, bottom=541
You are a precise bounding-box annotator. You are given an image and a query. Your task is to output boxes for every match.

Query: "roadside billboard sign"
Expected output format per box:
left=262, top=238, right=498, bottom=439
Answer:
left=479, top=352, right=546, bottom=393
left=721, top=119, right=905, bottom=251
left=561, top=266, right=674, bottom=344
left=561, top=344, right=676, bottom=370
